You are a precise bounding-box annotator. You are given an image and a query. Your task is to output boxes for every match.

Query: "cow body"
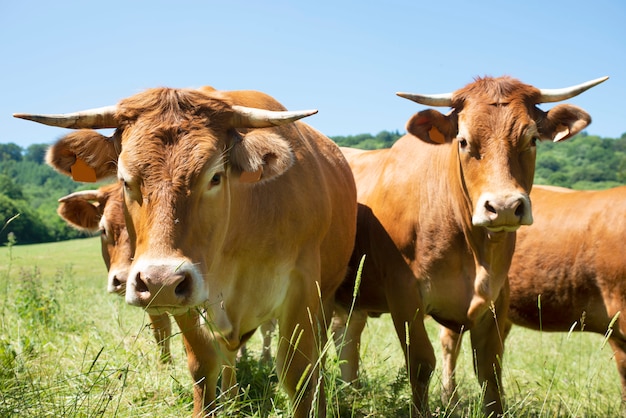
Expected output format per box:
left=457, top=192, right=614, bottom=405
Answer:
left=332, top=76, right=605, bottom=416
left=28, top=87, right=357, bottom=417
left=441, top=185, right=626, bottom=403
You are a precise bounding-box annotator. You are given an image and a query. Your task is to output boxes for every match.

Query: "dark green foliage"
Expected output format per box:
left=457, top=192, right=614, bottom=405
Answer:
left=23, top=144, right=47, bottom=164
left=0, top=143, right=23, bottom=162
left=331, top=130, right=403, bottom=149
left=535, top=134, right=626, bottom=189
left=228, top=351, right=282, bottom=416
left=0, top=143, right=94, bottom=245
left=0, top=194, right=51, bottom=244
left=0, top=174, right=24, bottom=200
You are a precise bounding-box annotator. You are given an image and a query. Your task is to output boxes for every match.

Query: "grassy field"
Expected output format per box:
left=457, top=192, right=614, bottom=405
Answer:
left=0, top=237, right=623, bottom=417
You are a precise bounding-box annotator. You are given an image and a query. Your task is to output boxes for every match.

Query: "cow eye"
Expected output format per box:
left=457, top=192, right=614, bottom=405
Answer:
left=531, top=137, right=538, bottom=147
left=99, top=223, right=109, bottom=239
left=458, top=137, right=469, bottom=150
left=209, top=173, right=222, bottom=188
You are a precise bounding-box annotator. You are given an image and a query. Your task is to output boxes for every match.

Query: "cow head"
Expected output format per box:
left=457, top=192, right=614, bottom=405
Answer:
left=16, top=88, right=317, bottom=314
left=57, top=182, right=131, bottom=294
left=397, top=76, right=607, bottom=233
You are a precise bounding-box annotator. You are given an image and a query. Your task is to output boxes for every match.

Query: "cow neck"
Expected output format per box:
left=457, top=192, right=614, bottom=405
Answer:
left=451, top=143, right=477, bottom=247
left=452, top=142, right=512, bottom=323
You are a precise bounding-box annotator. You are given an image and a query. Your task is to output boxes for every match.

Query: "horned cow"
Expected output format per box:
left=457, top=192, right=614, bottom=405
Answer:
left=332, top=76, right=607, bottom=416
left=17, top=87, right=357, bottom=417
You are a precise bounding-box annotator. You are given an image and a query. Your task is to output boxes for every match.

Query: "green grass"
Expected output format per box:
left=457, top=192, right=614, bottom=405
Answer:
left=0, top=237, right=623, bottom=417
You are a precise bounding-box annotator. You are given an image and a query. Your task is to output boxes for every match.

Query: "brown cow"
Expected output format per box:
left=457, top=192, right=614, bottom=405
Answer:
left=332, top=76, right=607, bottom=416
left=58, top=182, right=277, bottom=384
left=55, top=87, right=290, bottom=367
left=440, top=184, right=626, bottom=406
left=15, top=87, right=357, bottom=417
left=57, top=183, right=174, bottom=363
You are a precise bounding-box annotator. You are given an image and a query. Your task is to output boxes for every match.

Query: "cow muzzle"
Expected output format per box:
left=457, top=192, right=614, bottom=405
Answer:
left=125, top=257, right=205, bottom=314
left=107, top=267, right=128, bottom=295
left=472, top=192, right=533, bottom=232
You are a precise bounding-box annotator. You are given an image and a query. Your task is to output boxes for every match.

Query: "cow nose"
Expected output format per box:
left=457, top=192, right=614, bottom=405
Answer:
left=126, top=258, right=203, bottom=310
left=107, top=268, right=128, bottom=295
left=472, top=192, right=533, bottom=230
left=134, top=269, right=192, bottom=298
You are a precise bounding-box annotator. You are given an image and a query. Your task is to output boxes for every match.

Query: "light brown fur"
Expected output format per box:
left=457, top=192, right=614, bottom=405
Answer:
left=334, top=76, right=596, bottom=417
left=47, top=87, right=357, bottom=418
left=441, top=185, right=626, bottom=404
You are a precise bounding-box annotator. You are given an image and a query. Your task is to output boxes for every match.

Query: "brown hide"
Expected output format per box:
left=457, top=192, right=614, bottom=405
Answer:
left=44, top=87, right=357, bottom=418
left=509, top=186, right=626, bottom=397
left=508, top=185, right=626, bottom=333
left=336, top=76, right=600, bottom=416
left=440, top=185, right=626, bottom=405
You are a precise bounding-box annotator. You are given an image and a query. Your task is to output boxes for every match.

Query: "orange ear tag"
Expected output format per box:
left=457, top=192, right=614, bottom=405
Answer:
left=428, top=127, right=446, bottom=144
left=71, top=158, right=97, bottom=183
left=239, top=167, right=263, bottom=183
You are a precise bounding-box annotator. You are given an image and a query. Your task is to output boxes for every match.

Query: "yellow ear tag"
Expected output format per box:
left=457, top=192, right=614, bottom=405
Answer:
left=239, top=167, right=263, bottom=183
left=71, top=158, right=97, bottom=183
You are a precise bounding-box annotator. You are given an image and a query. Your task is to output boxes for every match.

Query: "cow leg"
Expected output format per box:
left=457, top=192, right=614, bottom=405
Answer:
left=237, top=319, right=276, bottom=363
left=277, top=296, right=328, bottom=418
left=386, top=285, right=435, bottom=417
left=236, top=343, right=248, bottom=361
left=608, top=338, right=626, bottom=403
left=148, top=313, right=172, bottom=363
left=439, top=326, right=464, bottom=407
left=260, top=319, right=277, bottom=364
left=174, top=311, right=222, bottom=417
left=331, top=307, right=367, bottom=384
left=469, top=293, right=509, bottom=417
left=220, top=349, right=239, bottom=402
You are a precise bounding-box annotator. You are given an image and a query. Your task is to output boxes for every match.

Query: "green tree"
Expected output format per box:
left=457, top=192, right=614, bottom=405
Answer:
left=0, top=175, right=24, bottom=200
left=24, top=144, right=48, bottom=164
left=0, top=194, right=51, bottom=244
left=0, top=143, right=23, bottom=162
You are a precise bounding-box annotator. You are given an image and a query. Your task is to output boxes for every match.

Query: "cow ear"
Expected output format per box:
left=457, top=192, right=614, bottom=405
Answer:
left=538, top=104, right=592, bottom=142
left=47, top=130, right=119, bottom=181
left=229, top=131, right=295, bottom=184
left=57, top=192, right=104, bottom=232
left=405, top=109, right=457, bottom=144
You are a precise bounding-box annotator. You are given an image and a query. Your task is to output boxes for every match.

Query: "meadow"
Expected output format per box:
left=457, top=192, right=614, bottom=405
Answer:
left=0, top=237, right=623, bottom=417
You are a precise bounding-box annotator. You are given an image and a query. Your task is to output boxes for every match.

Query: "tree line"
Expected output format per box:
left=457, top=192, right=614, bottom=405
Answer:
left=1, top=130, right=626, bottom=245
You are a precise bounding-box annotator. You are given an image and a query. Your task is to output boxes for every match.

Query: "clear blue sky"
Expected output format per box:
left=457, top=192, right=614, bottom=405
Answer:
left=1, top=0, right=624, bottom=148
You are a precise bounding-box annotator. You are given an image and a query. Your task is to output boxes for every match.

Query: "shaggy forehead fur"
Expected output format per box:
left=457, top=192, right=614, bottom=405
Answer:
left=453, top=76, right=541, bottom=107
left=115, top=87, right=233, bottom=191
left=454, top=76, right=541, bottom=146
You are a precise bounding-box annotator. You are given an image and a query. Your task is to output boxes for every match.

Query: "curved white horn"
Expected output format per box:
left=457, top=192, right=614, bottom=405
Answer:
left=13, top=105, right=118, bottom=129
left=230, top=105, right=318, bottom=128
left=58, top=190, right=101, bottom=203
left=539, top=76, right=608, bottom=103
left=396, top=92, right=453, bottom=107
